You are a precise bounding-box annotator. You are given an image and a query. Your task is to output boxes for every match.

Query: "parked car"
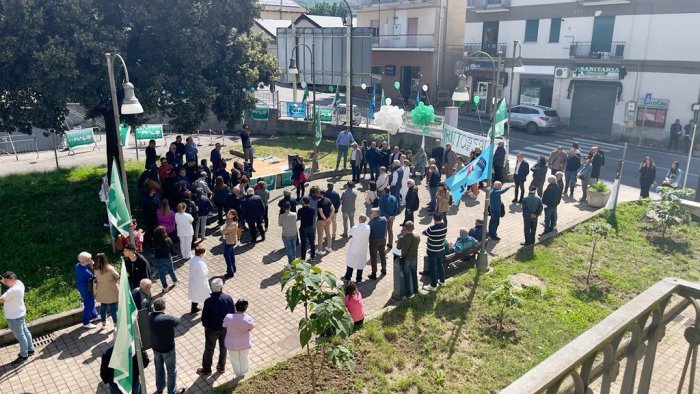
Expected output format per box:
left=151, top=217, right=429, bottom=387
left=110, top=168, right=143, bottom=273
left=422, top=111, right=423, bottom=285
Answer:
left=508, top=104, right=561, bottom=134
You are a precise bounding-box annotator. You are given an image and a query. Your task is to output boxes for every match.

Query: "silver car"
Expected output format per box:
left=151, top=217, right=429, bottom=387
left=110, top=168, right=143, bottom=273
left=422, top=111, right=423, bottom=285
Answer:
left=508, top=104, right=561, bottom=134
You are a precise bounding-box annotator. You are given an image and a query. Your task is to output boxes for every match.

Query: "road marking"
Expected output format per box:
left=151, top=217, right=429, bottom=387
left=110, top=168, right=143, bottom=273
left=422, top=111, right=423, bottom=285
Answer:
left=516, top=138, right=624, bottom=161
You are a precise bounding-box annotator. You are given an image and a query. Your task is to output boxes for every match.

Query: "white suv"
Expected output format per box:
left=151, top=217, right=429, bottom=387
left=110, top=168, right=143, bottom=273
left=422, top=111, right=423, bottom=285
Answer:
left=508, top=104, right=561, bottom=134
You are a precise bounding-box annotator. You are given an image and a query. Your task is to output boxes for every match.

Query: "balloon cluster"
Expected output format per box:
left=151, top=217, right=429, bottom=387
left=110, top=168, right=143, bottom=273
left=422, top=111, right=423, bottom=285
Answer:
left=374, top=105, right=405, bottom=136
left=411, top=102, right=435, bottom=127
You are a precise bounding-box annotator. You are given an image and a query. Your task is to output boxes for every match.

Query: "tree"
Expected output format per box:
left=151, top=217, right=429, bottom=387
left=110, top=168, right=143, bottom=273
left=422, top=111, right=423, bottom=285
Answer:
left=484, top=280, right=523, bottom=332
left=578, top=221, right=612, bottom=286
left=651, top=187, right=695, bottom=238
left=280, top=259, right=354, bottom=393
left=307, top=1, right=348, bottom=17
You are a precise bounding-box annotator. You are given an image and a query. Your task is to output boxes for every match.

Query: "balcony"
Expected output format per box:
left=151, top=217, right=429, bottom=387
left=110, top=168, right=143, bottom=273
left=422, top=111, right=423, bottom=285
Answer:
left=467, top=0, right=511, bottom=10
left=464, top=42, right=508, bottom=58
left=502, top=278, right=700, bottom=394
left=372, top=34, right=435, bottom=50
left=569, top=41, right=626, bottom=59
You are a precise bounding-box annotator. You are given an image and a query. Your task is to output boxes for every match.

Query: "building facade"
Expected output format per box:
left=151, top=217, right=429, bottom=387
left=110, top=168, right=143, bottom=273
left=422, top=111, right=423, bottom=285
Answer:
left=464, top=0, right=700, bottom=141
left=258, top=0, right=306, bottom=20
left=355, top=0, right=466, bottom=105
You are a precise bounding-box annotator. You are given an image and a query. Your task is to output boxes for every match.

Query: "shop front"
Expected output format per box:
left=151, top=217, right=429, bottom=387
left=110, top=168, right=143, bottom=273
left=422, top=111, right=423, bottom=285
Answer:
left=465, top=61, right=508, bottom=113
left=568, top=65, right=625, bottom=135
left=517, top=66, right=555, bottom=107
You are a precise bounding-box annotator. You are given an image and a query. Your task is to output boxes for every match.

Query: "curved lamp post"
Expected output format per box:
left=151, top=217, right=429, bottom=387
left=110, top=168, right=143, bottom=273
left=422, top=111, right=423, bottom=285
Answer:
left=104, top=52, right=147, bottom=394
left=452, top=50, right=503, bottom=273
left=342, top=0, right=353, bottom=129
left=506, top=40, right=525, bottom=167
left=288, top=43, right=319, bottom=173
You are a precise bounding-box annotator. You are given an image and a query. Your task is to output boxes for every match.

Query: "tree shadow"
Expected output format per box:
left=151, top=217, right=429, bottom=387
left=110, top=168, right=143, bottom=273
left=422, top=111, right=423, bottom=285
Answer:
left=438, top=271, right=482, bottom=358
left=606, top=210, right=619, bottom=233
left=260, top=271, right=282, bottom=289
left=646, top=234, right=691, bottom=255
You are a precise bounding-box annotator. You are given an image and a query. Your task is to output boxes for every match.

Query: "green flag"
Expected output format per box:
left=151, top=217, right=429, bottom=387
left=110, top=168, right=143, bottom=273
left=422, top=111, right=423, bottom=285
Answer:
left=314, top=108, right=322, bottom=146
left=380, top=89, right=386, bottom=106
left=490, top=98, right=508, bottom=137
left=108, top=258, right=138, bottom=393
left=333, top=85, right=340, bottom=107
left=107, top=161, right=132, bottom=236
left=302, top=84, right=309, bottom=103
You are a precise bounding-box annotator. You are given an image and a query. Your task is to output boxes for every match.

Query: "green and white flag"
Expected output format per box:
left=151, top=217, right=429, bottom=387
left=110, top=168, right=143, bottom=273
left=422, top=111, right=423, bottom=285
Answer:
left=107, top=161, right=131, bottom=236
left=380, top=89, right=386, bottom=106
left=108, top=258, right=138, bottom=393
left=489, top=98, right=508, bottom=137
left=333, top=85, right=341, bottom=107
left=302, top=84, right=309, bottom=103
left=314, top=108, right=322, bottom=146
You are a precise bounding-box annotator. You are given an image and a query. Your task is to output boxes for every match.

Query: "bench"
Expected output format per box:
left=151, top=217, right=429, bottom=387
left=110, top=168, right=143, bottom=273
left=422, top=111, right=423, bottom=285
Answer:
left=420, top=242, right=481, bottom=275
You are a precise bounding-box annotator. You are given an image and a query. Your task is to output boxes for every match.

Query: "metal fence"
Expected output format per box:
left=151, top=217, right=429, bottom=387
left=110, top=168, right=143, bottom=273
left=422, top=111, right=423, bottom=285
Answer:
left=0, top=134, right=39, bottom=161
left=569, top=41, right=626, bottom=59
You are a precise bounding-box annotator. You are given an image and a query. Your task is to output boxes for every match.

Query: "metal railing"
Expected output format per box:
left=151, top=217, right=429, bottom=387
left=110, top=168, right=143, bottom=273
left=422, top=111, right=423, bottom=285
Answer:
left=467, top=0, right=510, bottom=8
left=0, top=134, right=39, bottom=161
left=502, top=277, right=700, bottom=394
left=464, top=42, right=508, bottom=57
left=254, top=90, right=278, bottom=109
left=358, top=0, right=437, bottom=5
left=569, top=41, right=626, bottom=59
left=373, top=34, right=435, bottom=49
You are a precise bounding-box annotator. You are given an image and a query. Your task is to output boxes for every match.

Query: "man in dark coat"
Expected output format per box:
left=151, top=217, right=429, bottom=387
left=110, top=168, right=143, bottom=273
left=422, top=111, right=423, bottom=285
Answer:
left=493, top=141, right=506, bottom=183
left=541, top=176, right=562, bottom=235
left=431, top=138, right=445, bottom=173
left=521, top=186, right=543, bottom=246
left=241, top=188, right=265, bottom=242
left=403, top=179, right=419, bottom=225
left=197, top=278, right=235, bottom=376
left=512, top=152, right=530, bottom=203
left=588, top=146, right=605, bottom=183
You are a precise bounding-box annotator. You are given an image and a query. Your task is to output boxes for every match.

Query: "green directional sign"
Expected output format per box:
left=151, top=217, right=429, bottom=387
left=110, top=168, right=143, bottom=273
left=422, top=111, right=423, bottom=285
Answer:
left=249, top=106, right=270, bottom=121
left=134, top=124, right=164, bottom=140
left=65, top=128, right=96, bottom=149
left=119, top=124, right=130, bottom=146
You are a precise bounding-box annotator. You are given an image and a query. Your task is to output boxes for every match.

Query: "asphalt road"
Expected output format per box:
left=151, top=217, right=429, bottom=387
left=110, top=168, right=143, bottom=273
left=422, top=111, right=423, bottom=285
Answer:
left=458, top=116, right=700, bottom=193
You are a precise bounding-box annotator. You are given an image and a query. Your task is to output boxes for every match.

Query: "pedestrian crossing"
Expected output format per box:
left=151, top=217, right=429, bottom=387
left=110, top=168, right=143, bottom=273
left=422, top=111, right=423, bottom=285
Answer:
left=514, top=137, right=623, bottom=161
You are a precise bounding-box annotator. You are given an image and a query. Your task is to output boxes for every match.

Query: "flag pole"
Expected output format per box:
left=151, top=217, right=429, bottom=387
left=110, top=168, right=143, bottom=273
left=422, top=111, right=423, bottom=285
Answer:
left=133, top=313, right=148, bottom=394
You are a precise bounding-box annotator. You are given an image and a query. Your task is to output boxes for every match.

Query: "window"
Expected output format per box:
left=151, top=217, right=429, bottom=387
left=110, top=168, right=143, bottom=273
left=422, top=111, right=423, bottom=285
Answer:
left=524, top=19, right=539, bottom=42
left=549, top=18, right=561, bottom=43
left=371, top=65, right=383, bottom=75
left=636, top=108, right=667, bottom=129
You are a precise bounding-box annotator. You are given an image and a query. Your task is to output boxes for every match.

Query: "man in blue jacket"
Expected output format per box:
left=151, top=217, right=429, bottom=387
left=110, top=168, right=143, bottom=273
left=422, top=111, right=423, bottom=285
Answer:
left=488, top=181, right=511, bottom=240
left=197, top=278, right=235, bottom=376
left=368, top=208, right=388, bottom=279
left=335, top=127, right=355, bottom=170
left=521, top=186, right=543, bottom=246
left=379, top=187, right=399, bottom=249
left=366, top=141, right=380, bottom=181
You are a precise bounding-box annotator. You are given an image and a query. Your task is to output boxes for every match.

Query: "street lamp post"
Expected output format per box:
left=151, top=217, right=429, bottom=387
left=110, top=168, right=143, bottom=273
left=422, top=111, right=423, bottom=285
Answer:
left=288, top=43, right=318, bottom=173
left=506, top=40, right=524, bottom=169
left=453, top=50, right=503, bottom=273
left=342, top=0, right=353, bottom=128
left=105, top=52, right=147, bottom=394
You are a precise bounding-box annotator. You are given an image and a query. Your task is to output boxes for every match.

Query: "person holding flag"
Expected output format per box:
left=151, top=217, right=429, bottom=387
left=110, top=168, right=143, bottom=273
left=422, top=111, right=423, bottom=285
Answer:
left=443, top=143, right=495, bottom=206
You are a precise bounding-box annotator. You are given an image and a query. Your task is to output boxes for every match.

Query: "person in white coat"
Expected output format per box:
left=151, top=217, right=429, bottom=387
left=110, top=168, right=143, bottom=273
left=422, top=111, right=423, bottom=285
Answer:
left=341, top=214, right=371, bottom=283
left=175, top=202, right=195, bottom=259
left=188, top=246, right=211, bottom=314
left=399, top=159, right=410, bottom=206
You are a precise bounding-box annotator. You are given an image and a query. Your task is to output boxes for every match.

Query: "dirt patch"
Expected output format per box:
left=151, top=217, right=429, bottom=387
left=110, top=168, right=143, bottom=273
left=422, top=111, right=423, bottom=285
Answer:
left=572, top=274, right=611, bottom=302
left=478, top=316, right=520, bottom=346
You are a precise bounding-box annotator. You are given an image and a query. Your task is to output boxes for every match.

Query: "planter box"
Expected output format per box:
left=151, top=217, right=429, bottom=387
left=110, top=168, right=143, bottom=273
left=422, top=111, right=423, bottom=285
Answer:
left=587, top=190, right=610, bottom=208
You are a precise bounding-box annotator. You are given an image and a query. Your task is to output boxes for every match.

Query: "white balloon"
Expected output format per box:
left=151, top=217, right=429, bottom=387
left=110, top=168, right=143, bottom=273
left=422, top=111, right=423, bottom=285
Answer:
left=422, top=84, right=428, bottom=92
left=374, top=105, right=405, bottom=135
left=301, top=81, right=307, bottom=89
left=361, top=83, right=367, bottom=90
left=385, top=97, right=392, bottom=106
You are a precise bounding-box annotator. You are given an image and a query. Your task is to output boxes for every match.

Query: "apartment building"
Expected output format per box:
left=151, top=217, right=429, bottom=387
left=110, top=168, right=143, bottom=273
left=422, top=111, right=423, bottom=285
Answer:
left=464, top=0, right=700, bottom=140
left=355, top=0, right=466, bottom=104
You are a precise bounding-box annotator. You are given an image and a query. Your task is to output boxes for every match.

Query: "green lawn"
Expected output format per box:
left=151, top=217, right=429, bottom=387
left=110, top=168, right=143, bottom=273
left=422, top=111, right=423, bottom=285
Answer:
left=222, top=202, right=700, bottom=393
left=0, top=161, right=144, bottom=328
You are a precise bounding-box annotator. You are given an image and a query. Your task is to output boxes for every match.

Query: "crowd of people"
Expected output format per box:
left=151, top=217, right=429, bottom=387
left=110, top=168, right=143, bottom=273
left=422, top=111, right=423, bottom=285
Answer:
left=5, top=125, right=684, bottom=391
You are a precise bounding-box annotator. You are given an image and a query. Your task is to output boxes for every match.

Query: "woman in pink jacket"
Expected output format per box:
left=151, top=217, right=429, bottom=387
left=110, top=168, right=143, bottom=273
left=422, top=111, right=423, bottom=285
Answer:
left=223, top=299, right=254, bottom=379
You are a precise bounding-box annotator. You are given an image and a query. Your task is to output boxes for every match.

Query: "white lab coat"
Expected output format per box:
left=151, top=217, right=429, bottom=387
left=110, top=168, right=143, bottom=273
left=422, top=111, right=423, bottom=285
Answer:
left=188, top=256, right=211, bottom=304
left=345, top=223, right=370, bottom=270
left=399, top=165, right=409, bottom=202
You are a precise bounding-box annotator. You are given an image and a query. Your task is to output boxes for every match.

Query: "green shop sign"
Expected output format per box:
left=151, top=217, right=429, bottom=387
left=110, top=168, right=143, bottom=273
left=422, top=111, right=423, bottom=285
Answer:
left=572, top=66, right=621, bottom=80
left=134, top=124, right=164, bottom=140
left=65, top=128, right=96, bottom=149
left=249, top=106, right=269, bottom=121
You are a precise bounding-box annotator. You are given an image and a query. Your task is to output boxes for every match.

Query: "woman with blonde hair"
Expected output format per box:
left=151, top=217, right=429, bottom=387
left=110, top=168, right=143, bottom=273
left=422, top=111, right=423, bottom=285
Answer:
left=93, top=253, right=119, bottom=327
left=175, top=202, right=194, bottom=259
left=435, top=182, right=450, bottom=224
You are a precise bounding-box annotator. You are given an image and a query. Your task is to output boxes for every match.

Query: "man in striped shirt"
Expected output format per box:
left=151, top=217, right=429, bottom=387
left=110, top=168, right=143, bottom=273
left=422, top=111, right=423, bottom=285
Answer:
left=422, top=214, right=447, bottom=291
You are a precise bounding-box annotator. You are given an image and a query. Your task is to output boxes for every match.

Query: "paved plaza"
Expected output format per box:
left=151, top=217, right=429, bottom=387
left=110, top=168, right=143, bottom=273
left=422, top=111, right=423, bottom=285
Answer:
left=0, top=138, right=694, bottom=393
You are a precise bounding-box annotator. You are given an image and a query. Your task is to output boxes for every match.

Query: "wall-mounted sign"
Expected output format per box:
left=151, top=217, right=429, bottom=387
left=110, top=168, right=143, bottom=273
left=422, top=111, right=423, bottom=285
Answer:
left=384, top=65, right=395, bottom=76
left=637, top=97, right=669, bottom=109
left=249, top=105, right=270, bottom=121
left=572, top=65, right=621, bottom=80
left=286, top=102, right=307, bottom=119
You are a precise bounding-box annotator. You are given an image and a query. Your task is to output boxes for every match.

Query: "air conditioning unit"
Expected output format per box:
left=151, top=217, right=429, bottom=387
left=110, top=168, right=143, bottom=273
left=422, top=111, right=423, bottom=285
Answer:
left=554, top=67, right=569, bottom=78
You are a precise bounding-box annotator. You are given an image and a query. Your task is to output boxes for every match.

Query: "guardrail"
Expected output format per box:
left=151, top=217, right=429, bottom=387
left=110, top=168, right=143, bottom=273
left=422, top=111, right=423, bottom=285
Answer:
left=195, top=129, right=228, bottom=147
left=464, top=42, right=508, bottom=57
left=0, top=134, right=39, bottom=161
left=501, top=277, right=700, bottom=393
left=569, top=41, right=626, bottom=59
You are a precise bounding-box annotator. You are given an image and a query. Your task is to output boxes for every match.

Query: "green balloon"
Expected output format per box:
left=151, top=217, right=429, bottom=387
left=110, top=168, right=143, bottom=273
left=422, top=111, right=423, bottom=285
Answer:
left=473, top=95, right=480, bottom=104
left=394, top=81, right=400, bottom=90
left=328, top=85, right=334, bottom=92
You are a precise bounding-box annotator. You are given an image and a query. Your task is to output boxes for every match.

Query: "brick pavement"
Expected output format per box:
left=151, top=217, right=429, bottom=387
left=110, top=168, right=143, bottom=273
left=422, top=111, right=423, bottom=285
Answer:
left=0, top=139, right=676, bottom=394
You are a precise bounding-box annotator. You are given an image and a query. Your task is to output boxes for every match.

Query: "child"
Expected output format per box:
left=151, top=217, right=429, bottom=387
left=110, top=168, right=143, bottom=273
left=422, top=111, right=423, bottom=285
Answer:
left=343, top=281, right=365, bottom=331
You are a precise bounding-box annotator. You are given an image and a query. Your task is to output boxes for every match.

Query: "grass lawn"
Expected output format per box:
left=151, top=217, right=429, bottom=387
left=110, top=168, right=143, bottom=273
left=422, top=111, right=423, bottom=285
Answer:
left=0, top=161, right=144, bottom=328
left=221, top=201, right=700, bottom=393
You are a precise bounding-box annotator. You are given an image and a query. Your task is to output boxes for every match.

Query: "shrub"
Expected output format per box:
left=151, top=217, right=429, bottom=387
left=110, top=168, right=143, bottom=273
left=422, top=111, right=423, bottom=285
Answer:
left=588, top=181, right=610, bottom=193
left=483, top=280, right=524, bottom=332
